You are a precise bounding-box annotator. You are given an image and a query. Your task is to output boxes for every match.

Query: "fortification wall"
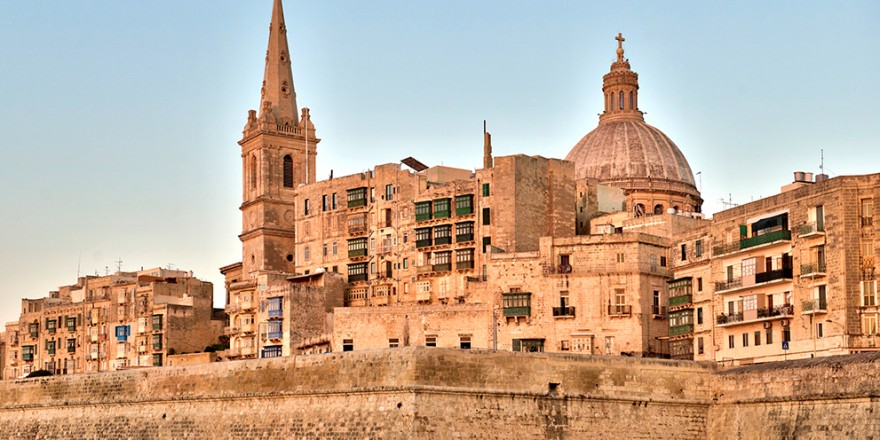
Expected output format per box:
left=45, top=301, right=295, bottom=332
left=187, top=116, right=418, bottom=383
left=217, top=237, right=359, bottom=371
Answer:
left=709, top=352, right=880, bottom=439
left=3, top=349, right=880, bottom=439
left=0, top=348, right=711, bottom=439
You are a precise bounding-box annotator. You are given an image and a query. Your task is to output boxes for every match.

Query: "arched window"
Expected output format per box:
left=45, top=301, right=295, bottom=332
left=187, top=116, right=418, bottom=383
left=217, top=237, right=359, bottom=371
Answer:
left=653, top=204, right=664, bottom=215
left=619, top=91, right=624, bottom=110
left=673, top=205, right=680, bottom=213
left=610, top=93, right=615, bottom=111
left=634, top=203, right=646, bottom=217
left=630, top=91, right=634, bottom=109
left=249, top=155, right=257, bottom=190
left=283, top=155, right=293, bottom=188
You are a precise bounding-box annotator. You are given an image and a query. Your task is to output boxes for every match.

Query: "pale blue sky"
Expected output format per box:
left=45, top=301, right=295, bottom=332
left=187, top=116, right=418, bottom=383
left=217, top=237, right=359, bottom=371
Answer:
left=1, top=1, right=878, bottom=324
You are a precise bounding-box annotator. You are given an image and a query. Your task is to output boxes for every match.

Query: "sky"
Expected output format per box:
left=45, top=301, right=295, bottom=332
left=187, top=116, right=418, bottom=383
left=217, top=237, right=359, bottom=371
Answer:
left=0, top=1, right=878, bottom=325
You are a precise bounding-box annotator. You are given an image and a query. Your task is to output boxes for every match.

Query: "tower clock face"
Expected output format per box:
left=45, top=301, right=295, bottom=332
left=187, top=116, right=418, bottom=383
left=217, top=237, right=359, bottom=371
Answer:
left=284, top=209, right=295, bottom=225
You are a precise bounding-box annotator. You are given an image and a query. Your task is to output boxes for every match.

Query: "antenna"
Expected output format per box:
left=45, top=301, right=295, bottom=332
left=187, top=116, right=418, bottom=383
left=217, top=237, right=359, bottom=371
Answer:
left=76, top=254, right=82, bottom=279
left=820, top=148, right=824, bottom=175
left=719, top=193, right=738, bottom=209
left=115, top=257, right=123, bottom=273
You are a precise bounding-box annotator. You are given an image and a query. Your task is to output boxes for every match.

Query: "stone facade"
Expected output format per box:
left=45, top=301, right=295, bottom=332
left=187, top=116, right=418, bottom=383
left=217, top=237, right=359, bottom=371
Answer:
left=2, top=268, right=223, bottom=380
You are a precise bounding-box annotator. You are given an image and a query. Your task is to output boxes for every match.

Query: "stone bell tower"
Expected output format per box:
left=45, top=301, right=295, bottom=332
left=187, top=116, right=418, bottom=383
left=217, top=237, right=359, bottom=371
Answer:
left=239, top=0, right=319, bottom=276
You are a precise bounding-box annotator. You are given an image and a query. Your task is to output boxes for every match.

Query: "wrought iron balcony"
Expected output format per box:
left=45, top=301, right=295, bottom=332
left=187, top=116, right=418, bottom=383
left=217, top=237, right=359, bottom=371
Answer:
left=755, top=268, right=793, bottom=284
left=863, top=217, right=874, bottom=227
left=715, top=278, right=743, bottom=293
left=740, top=229, right=791, bottom=250
left=800, top=262, right=827, bottom=276
left=552, top=306, right=576, bottom=317
left=652, top=305, right=668, bottom=316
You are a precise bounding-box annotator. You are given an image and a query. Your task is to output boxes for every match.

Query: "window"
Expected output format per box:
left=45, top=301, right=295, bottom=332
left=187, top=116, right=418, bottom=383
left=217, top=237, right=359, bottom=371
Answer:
left=660, top=256, right=667, bottom=267
left=283, top=155, right=293, bottom=188
left=697, top=308, right=703, bottom=325
left=618, top=91, right=624, bottom=109
left=459, top=335, right=472, bottom=349
left=817, top=323, right=824, bottom=338
left=742, top=258, right=756, bottom=277
left=304, top=199, right=310, bottom=216
left=332, top=193, right=337, bottom=209
left=332, top=241, right=338, bottom=255
left=385, top=184, right=393, bottom=201
left=322, top=194, right=328, bottom=211
left=697, top=277, right=703, bottom=292
left=347, top=187, right=367, bottom=208
left=67, top=338, right=76, bottom=353
left=482, top=183, right=490, bottom=197
left=29, top=322, right=39, bottom=338
left=267, top=321, right=283, bottom=339
left=482, top=236, right=491, bottom=253
left=863, top=314, right=879, bottom=335
left=323, top=243, right=328, bottom=256
left=456, top=248, right=475, bottom=270
left=348, top=237, right=368, bottom=257
left=695, top=240, right=703, bottom=258
left=415, top=201, right=432, bottom=221
left=783, top=327, right=791, bottom=343
left=152, top=314, right=163, bottom=331
left=433, top=198, right=451, bottom=218
left=415, top=228, right=432, bottom=248
left=862, top=199, right=874, bottom=226
left=654, top=204, right=664, bottom=215
left=482, top=207, right=491, bottom=225
left=610, top=92, right=615, bottom=110
left=348, top=262, right=368, bottom=283
left=863, top=281, right=877, bottom=306
left=512, top=338, right=545, bottom=352
left=455, top=194, right=474, bottom=215
left=754, top=331, right=761, bottom=346
left=304, top=246, right=310, bottom=261
left=249, top=155, right=257, bottom=190
left=425, top=335, right=437, bottom=347
left=728, top=335, right=734, bottom=349
left=66, top=316, right=77, bottom=332
left=46, top=319, right=57, bottom=334
left=152, top=354, right=163, bottom=367
left=152, top=334, right=163, bottom=351
left=742, top=333, right=749, bottom=347
left=262, top=345, right=282, bottom=358
left=456, top=222, right=474, bottom=242
left=46, top=340, right=56, bottom=355
left=433, top=251, right=452, bottom=271
left=403, top=258, right=409, bottom=269
left=697, top=337, right=704, bottom=355
left=342, top=339, right=354, bottom=352
left=616, top=253, right=625, bottom=263
left=268, top=297, right=283, bottom=318
left=681, top=244, right=687, bottom=261
left=766, top=328, right=773, bottom=344
left=434, top=224, right=452, bottom=245
left=115, top=325, right=130, bottom=342
left=388, top=338, right=399, bottom=348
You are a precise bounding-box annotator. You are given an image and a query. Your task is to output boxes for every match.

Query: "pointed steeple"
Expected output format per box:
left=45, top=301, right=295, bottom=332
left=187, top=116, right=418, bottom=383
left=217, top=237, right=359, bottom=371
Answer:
left=599, top=33, right=644, bottom=124
left=259, top=0, right=299, bottom=126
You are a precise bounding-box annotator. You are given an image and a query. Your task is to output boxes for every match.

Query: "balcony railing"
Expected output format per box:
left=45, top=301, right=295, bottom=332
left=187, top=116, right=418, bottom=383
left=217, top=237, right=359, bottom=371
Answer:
left=797, top=222, right=825, bottom=237
left=713, top=242, right=740, bottom=257
left=800, top=262, right=827, bottom=276
left=755, top=268, right=793, bottom=284
left=669, top=324, right=694, bottom=336
left=224, top=326, right=239, bottom=336
left=268, top=308, right=283, bottom=318
left=715, top=278, right=743, bottom=292
left=716, top=312, right=744, bottom=325
left=608, top=305, right=632, bottom=316
left=669, top=294, right=692, bottom=308
left=376, top=245, right=392, bottom=255
left=652, top=305, right=668, bottom=316
left=456, top=260, right=475, bottom=270
left=802, top=298, right=827, bottom=313
left=863, top=217, right=874, bottom=227
left=740, top=229, right=792, bottom=250
left=717, top=304, right=794, bottom=325
left=552, top=306, right=576, bottom=317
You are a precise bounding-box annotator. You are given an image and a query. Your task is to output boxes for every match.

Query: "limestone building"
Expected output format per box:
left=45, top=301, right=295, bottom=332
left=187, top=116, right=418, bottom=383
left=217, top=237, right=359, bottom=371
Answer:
left=2, top=268, right=224, bottom=379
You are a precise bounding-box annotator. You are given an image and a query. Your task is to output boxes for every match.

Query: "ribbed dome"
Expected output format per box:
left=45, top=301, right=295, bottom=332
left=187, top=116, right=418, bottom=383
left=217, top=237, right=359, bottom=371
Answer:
left=566, top=120, right=695, bottom=186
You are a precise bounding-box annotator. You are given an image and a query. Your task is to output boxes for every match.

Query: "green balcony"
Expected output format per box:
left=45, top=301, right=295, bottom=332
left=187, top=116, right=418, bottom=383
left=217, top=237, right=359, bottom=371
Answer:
left=347, top=197, right=367, bottom=208
left=740, top=229, right=791, bottom=250
left=348, top=248, right=367, bottom=258
left=669, top=324, right=694, bottom=336
left=433, top=210, right=450, bottom=219
left=669, top=294, right=693, bottom=308
left=502, top=293, right=531, bottom=317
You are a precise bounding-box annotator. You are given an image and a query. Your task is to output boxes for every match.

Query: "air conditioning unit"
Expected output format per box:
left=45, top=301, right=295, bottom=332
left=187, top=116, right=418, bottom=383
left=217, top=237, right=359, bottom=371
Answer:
left=763, top=322, right=773, bottom=329
left=781, top=319, right=790, bottom=327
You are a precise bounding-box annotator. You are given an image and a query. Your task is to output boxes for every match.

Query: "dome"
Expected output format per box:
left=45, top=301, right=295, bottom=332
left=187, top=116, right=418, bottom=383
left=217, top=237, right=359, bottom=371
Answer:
left=565, top=34, right=701, bottom=213
left=566, top=120, right=695, bottom=186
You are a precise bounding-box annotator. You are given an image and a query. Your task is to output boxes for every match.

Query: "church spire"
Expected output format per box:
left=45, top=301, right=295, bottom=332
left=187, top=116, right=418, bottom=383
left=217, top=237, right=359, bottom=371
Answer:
left=259, top=0, right=299, bottom=126
left=599, top=33, right=644, bottom=124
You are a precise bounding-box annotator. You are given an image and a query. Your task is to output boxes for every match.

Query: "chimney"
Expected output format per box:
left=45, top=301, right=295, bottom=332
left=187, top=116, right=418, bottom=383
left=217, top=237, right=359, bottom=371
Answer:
left=815, top=174, right=829, bottom=183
